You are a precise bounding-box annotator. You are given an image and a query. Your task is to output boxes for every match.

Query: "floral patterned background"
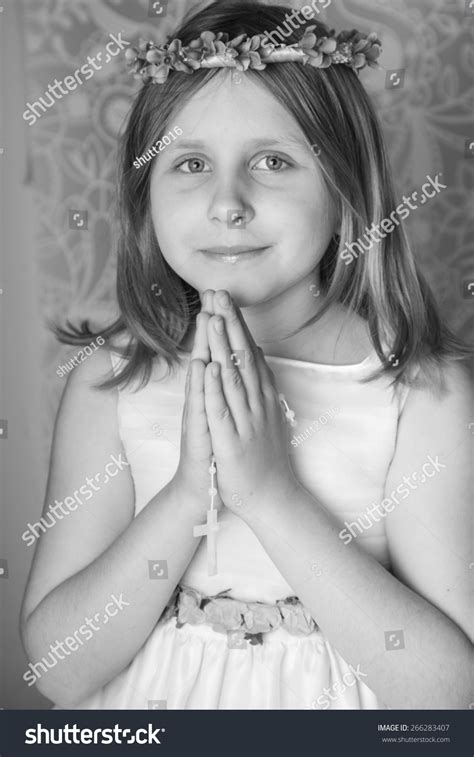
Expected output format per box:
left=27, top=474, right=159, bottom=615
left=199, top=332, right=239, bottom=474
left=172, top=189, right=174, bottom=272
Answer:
left=1, top=0, right=473, bottom=707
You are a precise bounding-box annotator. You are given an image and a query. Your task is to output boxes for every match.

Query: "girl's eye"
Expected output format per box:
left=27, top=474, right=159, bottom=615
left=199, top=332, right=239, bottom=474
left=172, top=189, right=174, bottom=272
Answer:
left=175, top=157, right=210, bottom=174
left=174, top=154, right=291, bottom=174
left=252, top=155, right=291, bottom=172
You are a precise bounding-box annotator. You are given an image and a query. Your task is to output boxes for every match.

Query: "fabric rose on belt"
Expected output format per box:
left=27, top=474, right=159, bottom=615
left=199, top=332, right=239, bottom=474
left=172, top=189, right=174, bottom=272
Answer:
left=203, top=597, right=248, bottom=635
left=243, top=602, right=283, bottom=634
left=278, top=600, right=317, bottom=635
left=176, top=586, right=206, bottom=627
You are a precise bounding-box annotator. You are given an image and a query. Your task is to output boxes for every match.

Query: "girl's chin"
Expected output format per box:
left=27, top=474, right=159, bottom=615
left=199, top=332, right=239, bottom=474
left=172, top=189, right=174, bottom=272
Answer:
left=197, top=286, right=270, bottom=309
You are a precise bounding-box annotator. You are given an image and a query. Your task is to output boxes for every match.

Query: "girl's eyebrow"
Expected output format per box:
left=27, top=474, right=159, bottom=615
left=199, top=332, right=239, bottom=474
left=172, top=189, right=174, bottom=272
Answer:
left=165, top=136, right=304, bottom=152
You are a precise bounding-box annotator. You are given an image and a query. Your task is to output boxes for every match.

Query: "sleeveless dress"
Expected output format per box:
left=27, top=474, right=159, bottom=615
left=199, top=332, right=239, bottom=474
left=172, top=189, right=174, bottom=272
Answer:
left=71, top=345, right=414, bottom=710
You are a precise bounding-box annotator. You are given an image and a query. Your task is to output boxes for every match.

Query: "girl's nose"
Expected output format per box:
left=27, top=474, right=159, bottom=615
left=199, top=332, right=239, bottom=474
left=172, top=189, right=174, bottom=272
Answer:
left=207, top=177, right=255, bottom=228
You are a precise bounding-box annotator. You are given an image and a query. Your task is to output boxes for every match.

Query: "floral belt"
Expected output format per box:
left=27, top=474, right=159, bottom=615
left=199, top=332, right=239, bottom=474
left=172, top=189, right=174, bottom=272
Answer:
left=160, top=583, right=318, bottom=646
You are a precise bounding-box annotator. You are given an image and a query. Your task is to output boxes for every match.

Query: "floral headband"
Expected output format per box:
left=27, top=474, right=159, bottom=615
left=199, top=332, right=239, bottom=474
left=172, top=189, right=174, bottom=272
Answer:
left=125, top=26, right=382, bottom=85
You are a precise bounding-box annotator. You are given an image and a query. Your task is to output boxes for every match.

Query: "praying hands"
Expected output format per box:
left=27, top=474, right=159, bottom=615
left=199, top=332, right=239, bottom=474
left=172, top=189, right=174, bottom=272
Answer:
left=190, top=289, right=299, bottom=517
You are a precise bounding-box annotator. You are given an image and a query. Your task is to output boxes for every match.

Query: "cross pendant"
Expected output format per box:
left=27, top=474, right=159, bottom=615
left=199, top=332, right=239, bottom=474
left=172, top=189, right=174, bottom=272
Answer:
left=193, top=508, right=220, bottom=576
left=192, top=456, right=220, bottom=575
left=278, top=393, right=297, bottom=426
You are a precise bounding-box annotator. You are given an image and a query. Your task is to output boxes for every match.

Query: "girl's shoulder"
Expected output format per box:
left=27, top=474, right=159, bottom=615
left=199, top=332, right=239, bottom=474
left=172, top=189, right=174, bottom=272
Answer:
left=403, top=357, right=471, bottom=404
left=322, top=307, right=471, bottom=394
left=63, top=343, right=117, bottom=394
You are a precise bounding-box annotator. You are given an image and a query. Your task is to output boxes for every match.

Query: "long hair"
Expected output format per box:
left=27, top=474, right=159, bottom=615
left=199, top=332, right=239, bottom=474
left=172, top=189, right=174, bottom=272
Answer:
left=52, top=0, right=472, bottom=392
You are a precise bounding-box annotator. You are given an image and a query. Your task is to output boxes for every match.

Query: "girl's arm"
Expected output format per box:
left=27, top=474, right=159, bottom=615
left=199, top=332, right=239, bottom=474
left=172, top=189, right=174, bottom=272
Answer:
left=238, top=361, right=472, bottom=709
left=20, top=349, right=209, bottom=708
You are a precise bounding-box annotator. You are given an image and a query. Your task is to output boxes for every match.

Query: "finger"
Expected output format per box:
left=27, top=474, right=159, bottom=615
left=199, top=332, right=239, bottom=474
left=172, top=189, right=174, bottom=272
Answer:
left=201, top=289, right=216, bottom=315
left=204, top=361, right=238, bottom=447
left=181, top=357, right=194, bottom=436
left=191, top=312, right=211, bottom=363
left=207, top=315, right=251, bottom=431
left=213, top=290, right=257, bottom=350
left=183, top=359, right=210, bottom=452
left=211, top=290, right=266, bottom=408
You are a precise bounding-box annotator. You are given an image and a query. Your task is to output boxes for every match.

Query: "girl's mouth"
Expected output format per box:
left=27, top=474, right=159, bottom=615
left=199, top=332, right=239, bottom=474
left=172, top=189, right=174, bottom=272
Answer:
left=198, top=246, right=271, bottom=263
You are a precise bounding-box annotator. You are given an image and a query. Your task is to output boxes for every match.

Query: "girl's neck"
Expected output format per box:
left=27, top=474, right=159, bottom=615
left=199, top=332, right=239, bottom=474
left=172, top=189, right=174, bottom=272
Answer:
left=238, top=275, right=325, bottom=352
left=244, top=293, right=369, bottom=365
left=230, top=272, right=370, bottom=365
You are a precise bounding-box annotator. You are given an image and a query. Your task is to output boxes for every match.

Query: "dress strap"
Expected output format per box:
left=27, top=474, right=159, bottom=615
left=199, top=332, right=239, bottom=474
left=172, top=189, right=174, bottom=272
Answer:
left=108, top=348, right=130, bottom=381
left=397, top=362, right=422, bottom=416
left=108, top=350, right=121, bottom=376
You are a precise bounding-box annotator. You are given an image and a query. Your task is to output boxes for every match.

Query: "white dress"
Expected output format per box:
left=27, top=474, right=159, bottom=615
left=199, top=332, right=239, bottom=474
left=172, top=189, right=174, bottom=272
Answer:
left=68, top=346, right=415, bottom=709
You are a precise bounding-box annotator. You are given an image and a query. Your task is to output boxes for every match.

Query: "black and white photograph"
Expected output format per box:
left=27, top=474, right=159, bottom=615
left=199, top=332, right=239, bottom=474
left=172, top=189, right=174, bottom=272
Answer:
left=0, top=0, right=472, bottom=753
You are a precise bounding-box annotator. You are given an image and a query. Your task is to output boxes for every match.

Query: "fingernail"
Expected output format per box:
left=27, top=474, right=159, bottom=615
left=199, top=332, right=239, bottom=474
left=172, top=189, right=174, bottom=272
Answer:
left=214, top=317, right=224, bottom=334
left=205, top=290, right=214, bottom=309
left=211, top=362, right=220, bottom=377
left=217, top=291, right=230, bottom=308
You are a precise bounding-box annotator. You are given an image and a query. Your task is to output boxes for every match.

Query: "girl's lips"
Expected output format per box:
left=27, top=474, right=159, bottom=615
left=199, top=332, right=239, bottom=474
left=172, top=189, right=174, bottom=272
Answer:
left=198, top=246, right=271, bottom=263
left=200, top=245, right=269, bottom=255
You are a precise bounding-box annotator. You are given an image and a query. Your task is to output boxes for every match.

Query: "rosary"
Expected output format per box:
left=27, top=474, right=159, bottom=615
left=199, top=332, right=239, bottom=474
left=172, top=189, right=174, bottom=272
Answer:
left=192, top=456, right=219, bottom=575
left=193, top=393, right=297, bottom=575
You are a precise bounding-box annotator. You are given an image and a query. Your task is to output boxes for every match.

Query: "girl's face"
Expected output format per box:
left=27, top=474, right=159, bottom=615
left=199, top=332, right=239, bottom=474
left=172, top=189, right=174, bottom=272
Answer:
left=150, top=71, right=338, bottom=307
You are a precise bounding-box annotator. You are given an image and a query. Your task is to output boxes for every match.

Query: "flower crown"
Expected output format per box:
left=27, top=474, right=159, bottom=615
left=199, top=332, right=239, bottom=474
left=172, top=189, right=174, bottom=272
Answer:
left=125, top=26, right=382, bottom=85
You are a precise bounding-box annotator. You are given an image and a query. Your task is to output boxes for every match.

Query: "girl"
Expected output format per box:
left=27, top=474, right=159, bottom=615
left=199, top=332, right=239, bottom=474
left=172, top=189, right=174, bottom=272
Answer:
left=20, top=1, right=472, bottom=710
